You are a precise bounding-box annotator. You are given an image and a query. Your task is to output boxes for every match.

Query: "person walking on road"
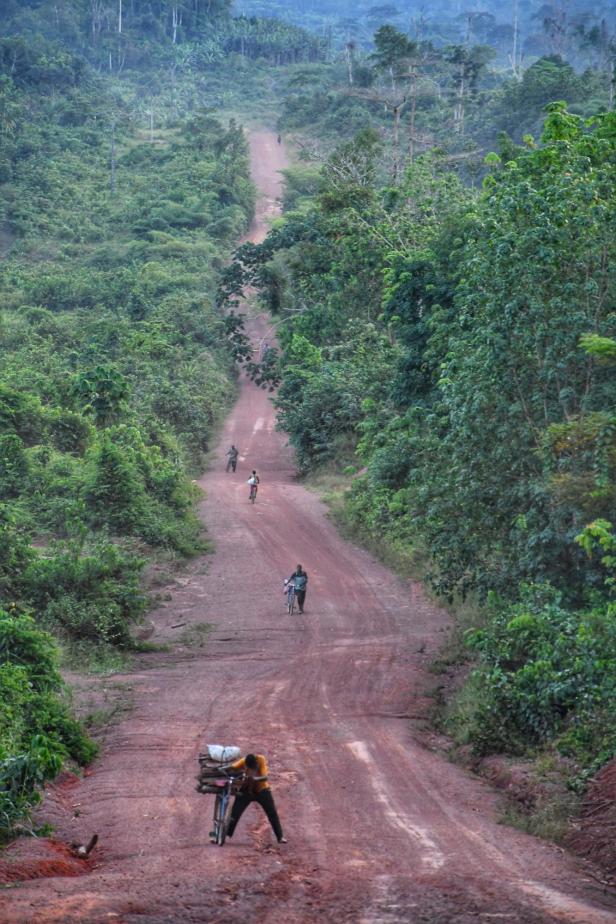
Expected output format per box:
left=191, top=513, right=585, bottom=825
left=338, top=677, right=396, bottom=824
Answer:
left=223, top=753, right=286, bottom=844
left=287, top=564, right=308, bottom=614
left=225, top=445, right=239, bottom=473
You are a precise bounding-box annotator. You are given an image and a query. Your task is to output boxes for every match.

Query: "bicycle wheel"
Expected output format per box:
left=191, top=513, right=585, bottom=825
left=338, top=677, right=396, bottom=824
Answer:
left=217, top=793, right=232, bottom=846
left=287, top=593, right=295, bottom=615
left=213, top=794, right=223, bottom=843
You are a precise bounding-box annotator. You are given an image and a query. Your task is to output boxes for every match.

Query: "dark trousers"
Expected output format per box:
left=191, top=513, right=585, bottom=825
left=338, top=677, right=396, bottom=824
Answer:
left=226, top=458, right=237, bottom=472
left=296, top=590, right=306, bottom=612
left=226, top=789, right=283, bottom=841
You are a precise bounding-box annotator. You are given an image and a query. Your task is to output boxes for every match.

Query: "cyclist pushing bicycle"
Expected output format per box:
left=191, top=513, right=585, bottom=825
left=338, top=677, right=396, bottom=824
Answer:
left=286, top=564, right=308, bottom=614
left=222, top=753, right=286, bottom=844
left=247, top=470, right=260, bottom=503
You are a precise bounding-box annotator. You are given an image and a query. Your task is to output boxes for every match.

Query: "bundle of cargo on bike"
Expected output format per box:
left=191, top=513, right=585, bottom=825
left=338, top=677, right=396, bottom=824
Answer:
left=198, top=743, right=239, bottom=766
left=196, top=744, right=242, bottom=789
left=196, top=775, right=241, bottom=795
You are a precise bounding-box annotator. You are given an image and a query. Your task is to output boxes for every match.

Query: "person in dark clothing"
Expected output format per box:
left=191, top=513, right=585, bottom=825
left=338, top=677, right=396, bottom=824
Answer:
left=225, top=445, right=239, bottom=472
left=223, top=753, right=286, bottom=843
left=287, top=564, right=308, bottom=614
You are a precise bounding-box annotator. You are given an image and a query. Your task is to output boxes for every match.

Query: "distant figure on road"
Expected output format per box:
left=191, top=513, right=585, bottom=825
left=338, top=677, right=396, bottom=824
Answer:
left=287, top=564, right=308, bottom=614
left=277, top=134, right=281, bottom=145
left=225, top=445, right=239, bottom=473
left=248, top=470, right=260, bottom=503
left=223, top=753, right=286, bottom=844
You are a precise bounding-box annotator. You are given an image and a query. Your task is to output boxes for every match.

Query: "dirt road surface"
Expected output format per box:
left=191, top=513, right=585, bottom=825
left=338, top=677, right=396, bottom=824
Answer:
left=2, top=131, right=615, bottom=924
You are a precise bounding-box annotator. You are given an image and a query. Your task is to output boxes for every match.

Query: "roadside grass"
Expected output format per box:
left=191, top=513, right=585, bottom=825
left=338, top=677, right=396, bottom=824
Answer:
left=305, top=466, right=430, bottom=580
left=82, top=682, right=136, bottom=736
left=4, top=821, right=55, bottom=843
left=61, top=641, right=133, bottom=676
left=498, top=769, right=581, bottom=844
left=133, top=639, right=170, bottom=653
left=429, top=593, right=484, bottom=663
left=179, top=622, right=212, bottom=648
left=147, top=567, right=180, bottom=588
left=499, top=801, right=575, bottom=843
left=61, top=636, right=169, bottom=676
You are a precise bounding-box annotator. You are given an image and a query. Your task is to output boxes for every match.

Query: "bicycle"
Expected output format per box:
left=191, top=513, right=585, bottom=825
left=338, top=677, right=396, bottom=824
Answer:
left=249, top=483, right=258, bottom=503
left=284, top=580, right=296, bottom=615
left=197, top=767, right=244, bottom=846
left=211, top=775, right=235, bottom=845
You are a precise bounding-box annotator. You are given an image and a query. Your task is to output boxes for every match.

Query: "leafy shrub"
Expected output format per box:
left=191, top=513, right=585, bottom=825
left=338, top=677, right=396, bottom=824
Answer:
left=458, top=585, right=616, bottom=769
left=0, top=504, right=33, bottom=599
left=275, top=325, right=395, bottom=471
left=0, top=383, right=44, bottom=444
left=45, top=408, right=92, bottom=454
left=84, top=432, right=147, bottom=534
left=71, top=366, right=130, bottom=427
left=23, top=540, right=148, bottom=646
left=0, top=433, right=29, bottom=497
left=24, top=448, right=86, bottom=534
left=82, top=426, right=202, bottom=552
left=0, top=611, right=96, bottom=838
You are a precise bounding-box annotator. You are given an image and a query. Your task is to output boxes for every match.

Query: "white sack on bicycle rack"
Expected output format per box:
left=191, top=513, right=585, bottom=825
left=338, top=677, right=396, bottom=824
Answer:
left=204, top=744, right=241, bottom=763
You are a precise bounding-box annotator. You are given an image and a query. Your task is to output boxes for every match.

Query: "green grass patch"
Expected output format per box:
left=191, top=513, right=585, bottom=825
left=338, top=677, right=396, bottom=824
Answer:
left=179, top=622, right=212, bottom=648
left=61, top=641, right=133, bottom=676
left=82, top=683, right=135, bottom=734
left=306, top=467, right=429, bottom=581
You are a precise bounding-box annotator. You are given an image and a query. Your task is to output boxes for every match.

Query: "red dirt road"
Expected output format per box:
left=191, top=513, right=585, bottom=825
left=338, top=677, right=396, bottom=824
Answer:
left=2, top=131, right=616, bottom=924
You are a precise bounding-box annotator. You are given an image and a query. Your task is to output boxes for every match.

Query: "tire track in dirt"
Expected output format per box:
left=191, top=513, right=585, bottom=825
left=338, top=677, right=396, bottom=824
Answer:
left=1, top=130, right=615, bottom=924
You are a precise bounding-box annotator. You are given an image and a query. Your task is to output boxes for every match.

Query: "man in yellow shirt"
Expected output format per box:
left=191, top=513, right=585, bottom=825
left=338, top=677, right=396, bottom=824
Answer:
left=224, top=753, right=286, bottom=844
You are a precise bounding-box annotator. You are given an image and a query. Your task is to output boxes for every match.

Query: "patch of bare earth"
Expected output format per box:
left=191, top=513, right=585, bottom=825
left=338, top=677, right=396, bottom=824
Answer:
left=569, top=759, right=616, bottom=884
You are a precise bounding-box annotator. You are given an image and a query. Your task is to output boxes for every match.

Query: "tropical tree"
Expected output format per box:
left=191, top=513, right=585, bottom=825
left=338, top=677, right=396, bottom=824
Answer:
left=416, top=105, right=616, bottom=597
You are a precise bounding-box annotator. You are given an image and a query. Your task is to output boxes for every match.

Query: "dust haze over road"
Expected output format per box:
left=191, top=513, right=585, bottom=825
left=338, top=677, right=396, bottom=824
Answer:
left=1, top=130, right=615, bottom=924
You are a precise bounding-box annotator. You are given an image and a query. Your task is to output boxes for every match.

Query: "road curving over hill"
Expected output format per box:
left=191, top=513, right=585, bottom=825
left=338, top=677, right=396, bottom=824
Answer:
left=1, top=130, right=615, bottom=924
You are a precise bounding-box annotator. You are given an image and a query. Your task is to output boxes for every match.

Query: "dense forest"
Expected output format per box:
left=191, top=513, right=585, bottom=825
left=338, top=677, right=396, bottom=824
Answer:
left=237, top=0, right=616, bottom=67
left=1, top=0, right=616, bottom=849
left=230, top=109, right=616, bottom=784
left=221, top=17, right=616, bottom=807
left=0, top=2, right=264, bottom=838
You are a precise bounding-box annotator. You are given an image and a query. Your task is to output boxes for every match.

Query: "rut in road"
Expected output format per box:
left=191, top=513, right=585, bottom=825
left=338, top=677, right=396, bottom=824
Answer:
left=1, top=130, right=615, bottom=924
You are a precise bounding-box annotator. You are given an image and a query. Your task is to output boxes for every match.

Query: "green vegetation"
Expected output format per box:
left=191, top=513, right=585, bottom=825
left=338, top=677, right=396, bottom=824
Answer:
left=0, top=0, right=332, bottom=842
left=0, top=610, right=97, bottom=840
left=275, top=11, right=615, bottom=158
left=239, top=0, right=616, bottom=71
left=461, top=586, right=616, bottom=771
left=3, top=0, right=616, bottom=846
left=0, top=5, right=264, bottom=835
left=227, top=104, right=616, bottom=780
left=0, top=46, right=255, bottom=635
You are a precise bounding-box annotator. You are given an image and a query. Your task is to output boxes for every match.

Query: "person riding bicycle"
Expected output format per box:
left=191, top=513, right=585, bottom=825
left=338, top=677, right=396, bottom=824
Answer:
left=223, top=753, right=286, bottom=844
left=287, top=564, right=308, bottom=614
left=225, top=444, right=239, bottom=473
left=247, top=470, right=260, bottom=501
